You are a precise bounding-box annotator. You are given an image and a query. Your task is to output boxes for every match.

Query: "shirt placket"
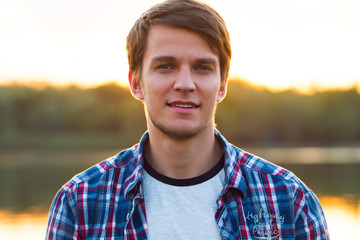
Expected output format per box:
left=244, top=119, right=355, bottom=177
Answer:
left=216, top=195, right=235, bottom=239
left=124, top=191, right=148, bottom=240
left=216, top=190, right=253, bottom=240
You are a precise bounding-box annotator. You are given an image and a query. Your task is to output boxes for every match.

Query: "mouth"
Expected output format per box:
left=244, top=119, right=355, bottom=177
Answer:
left=167, top=101, right=200, bottom=112
left=168, top=103, right=199, bottom=108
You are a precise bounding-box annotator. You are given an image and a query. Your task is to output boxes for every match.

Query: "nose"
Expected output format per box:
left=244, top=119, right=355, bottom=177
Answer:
left=173, top=67, right=196, bottom=92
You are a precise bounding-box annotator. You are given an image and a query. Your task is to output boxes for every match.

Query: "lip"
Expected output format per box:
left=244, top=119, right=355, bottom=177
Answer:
left=167, top=100, right=200, bottom=114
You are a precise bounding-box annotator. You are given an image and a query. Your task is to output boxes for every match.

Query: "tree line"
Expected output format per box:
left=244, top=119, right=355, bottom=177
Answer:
left=1, top=80, right=359, bottom=149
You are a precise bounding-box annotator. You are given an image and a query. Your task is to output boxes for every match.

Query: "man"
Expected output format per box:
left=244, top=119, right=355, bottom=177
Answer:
left=46, top=0, right=329, bottom=239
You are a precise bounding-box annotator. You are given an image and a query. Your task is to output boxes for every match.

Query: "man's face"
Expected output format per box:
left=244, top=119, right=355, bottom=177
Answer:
left=130, top=24, right=227, bottom=139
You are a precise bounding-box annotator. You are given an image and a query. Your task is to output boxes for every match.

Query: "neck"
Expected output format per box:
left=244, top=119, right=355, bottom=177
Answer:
left=145, top=126, right=223, bottom=179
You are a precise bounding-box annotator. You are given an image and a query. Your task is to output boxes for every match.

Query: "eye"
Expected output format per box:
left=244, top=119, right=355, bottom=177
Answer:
left=198, top=66, right=210, bottom=71
left=156, top=64, right=174, bottom=72
left=194, top=65, right=213, bottom=74
left=159, top=64, right=171, bottom=69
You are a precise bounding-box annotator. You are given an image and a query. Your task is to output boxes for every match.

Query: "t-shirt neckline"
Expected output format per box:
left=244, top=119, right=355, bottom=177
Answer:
left=143, top=155, right=224, bottom=187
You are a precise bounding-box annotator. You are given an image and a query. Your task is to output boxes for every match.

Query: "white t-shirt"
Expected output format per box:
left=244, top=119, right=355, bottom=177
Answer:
left=143, top=158, right=225, bottom=240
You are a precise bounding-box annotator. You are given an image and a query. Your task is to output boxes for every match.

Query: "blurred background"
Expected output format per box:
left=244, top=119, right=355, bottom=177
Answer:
left=1, top=0, right=359, bottom=239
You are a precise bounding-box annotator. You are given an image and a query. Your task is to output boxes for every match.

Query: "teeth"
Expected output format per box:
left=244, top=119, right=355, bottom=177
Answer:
left=173, top=104, right=194, bottom=108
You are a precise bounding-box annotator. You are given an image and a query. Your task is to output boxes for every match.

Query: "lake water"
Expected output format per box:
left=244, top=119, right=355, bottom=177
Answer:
left=0, top=148, right=359, bottom=239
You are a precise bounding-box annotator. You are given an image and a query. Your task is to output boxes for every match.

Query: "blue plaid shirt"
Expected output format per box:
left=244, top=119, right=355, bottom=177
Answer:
left=46, top=130, right=329, bottom=239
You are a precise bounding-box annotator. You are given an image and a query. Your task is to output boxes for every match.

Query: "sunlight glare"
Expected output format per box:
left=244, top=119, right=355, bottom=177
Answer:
left=0, top=0, right=360, bottom=92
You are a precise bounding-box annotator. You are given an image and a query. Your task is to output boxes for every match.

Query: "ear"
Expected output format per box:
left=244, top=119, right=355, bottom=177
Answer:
left=128, top=71, right=144, bottom=100
left=217, top=78, right=228, bottom=102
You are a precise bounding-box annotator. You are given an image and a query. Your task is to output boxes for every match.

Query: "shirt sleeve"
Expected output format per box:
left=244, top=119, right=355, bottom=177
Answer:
left=46, top=188, right=79, bottom=240
left=294, top=190, right=330, bottom=239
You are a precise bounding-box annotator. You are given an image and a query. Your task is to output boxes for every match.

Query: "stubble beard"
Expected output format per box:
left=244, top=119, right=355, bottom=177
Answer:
left=146, top=105, right=217, bottom=140
left=150, top=117, right=207, bottom=140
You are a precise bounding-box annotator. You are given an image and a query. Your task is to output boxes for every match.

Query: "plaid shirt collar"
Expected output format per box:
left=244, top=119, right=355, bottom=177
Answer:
left=123, top=129, right=248, bottom=199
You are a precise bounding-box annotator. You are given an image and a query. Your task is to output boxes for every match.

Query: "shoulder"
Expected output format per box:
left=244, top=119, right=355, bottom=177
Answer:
left=216, top=130, right=309, bottom=193
left=229, top=144, right=311, bottom=194
left=46, top=144, right=144, bottom=238
left=239, top=147, right=297, bottom=180
left=231, top=146, right=329, bottom=238
left=61, top=144, right=141, bottom=195
left=230, top=145, right=326, bottom=215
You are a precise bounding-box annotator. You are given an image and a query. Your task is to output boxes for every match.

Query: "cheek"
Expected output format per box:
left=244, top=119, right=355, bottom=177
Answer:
left=200, top=83, right=221, bottom=99
left=142, top=86, right=164, bottom=107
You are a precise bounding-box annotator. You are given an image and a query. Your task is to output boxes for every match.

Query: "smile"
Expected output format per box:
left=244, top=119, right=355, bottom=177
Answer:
left=167, top=102, right=200, bottom=114
left=170, top=104, right=198, bottom=108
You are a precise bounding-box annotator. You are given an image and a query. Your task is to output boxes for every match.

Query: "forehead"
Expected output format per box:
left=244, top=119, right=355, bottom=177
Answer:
left=144, top=24, right=219, bottom=63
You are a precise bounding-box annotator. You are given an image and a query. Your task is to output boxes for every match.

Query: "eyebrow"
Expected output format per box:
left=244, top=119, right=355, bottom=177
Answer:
left=150, top=56, right=177, bottom=64
left=194, top=58, right=218, bottom=66
left=150, top=56, right=218, bottom=66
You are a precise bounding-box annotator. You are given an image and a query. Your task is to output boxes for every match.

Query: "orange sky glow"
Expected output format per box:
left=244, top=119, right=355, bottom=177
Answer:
left=1, top=0, right=359, bottom=92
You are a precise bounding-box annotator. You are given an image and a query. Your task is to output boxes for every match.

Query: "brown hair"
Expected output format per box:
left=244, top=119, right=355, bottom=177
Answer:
left=126, top=0, right=231, bottom=82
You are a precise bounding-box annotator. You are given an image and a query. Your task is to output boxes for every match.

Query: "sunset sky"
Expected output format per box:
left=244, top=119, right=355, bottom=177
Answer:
left=1, top=0, right=359, bottom=92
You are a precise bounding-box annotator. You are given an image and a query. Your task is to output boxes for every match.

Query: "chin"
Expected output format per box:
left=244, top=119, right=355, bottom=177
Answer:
left=152, top=121, right=207, bottom=140
left=161, top=128, right=201, bottom=140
